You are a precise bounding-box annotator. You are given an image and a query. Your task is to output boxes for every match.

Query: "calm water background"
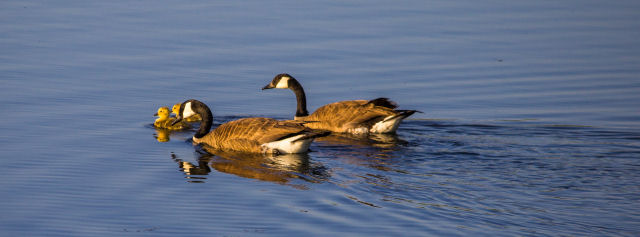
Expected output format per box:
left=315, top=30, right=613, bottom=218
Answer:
left=1, top=0, right=640, bottom=236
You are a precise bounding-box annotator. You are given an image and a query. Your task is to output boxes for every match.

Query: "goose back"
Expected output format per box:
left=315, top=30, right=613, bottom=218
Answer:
left=300, top=99, right=400, bottom=133
left=194, top=117, right=325, bottom=153
left=263, top=74, right=417, bottom=134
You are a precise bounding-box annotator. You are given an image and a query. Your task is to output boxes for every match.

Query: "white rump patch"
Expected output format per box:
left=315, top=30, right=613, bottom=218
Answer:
left=348, top=127, right=369, bottom=134
left=275, top=76, right=290, bottom=89
left=182, top=102, right=196, bottom=118
left=261, top=134, right=312, bottom=154
left=370, top=115, right=403, bottom=133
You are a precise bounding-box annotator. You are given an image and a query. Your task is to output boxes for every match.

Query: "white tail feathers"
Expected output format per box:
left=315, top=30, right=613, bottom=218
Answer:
left=371, top=110, right=418, bottom=133
left=261, top=134, right=314, bottom=154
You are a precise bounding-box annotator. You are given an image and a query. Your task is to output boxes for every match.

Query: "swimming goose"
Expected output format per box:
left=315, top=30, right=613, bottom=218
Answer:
left=172, top=103, right=201, bottom=122
left=154, top=106, right=190, bottom=130
left=172, top=99, right=330, bottom=154
left=262, top=73, right=418, bottom=134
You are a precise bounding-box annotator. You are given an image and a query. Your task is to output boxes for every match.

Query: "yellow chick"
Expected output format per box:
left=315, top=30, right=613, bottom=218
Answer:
left=172, top=103, right=202, bottom=122
left=154, top=106, right=190, bottom=130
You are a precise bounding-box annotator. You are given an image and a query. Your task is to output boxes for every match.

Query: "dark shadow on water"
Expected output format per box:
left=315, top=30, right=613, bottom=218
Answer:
left=170, top=145, right=330, bottom=188
left=315, top=133, right=410, bottom=173
left=315, top=132, right=408, bottom=149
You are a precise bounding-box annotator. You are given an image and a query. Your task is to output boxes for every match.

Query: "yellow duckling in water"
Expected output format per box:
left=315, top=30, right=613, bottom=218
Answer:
left=172, top=103, right=202, bottom=122
left=154, top=106, right=190, bottom=130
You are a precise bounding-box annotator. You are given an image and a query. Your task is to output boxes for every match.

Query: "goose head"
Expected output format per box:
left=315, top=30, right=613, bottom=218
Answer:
left=172, top=99, right=214, bottom=139
left=262, top=73, right=295, bottom=90
left=262, top=73, right=309, bottom=118
left=172, top=99, right=212, bottom=124
left=172, top=100, right=199, bottom=125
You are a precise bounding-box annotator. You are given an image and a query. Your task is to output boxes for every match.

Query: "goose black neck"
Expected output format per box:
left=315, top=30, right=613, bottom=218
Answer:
left=288, top=79, right=309, bottom=117
left=192, top=100, right=213, bottom=139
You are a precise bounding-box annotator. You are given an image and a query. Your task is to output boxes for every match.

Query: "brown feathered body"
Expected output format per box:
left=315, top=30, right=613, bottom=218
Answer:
left=262, top=74, right=418, bottom=134
left=193, top=117, right=327, bottom=153
left=299, top=100, right=399, bottom=133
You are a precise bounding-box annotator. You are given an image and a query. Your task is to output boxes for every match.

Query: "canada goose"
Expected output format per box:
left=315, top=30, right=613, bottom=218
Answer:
left=262, top=73, right=419, bottom=134
left=172, top=99, right=330, bottom=154
left=154, top=107, right=190, bottom=130
left=172, top=103, right=201, bottom=122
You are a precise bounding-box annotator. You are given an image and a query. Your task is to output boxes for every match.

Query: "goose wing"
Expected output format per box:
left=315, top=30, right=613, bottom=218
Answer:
left=303, top=99, right=398, bottom=132
left=200, top=117, right=311, bottom=150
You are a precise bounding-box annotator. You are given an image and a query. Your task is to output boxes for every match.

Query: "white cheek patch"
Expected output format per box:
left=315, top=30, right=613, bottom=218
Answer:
left=183, top=102, right=196, bottom=118
left=275, top=76, right=290, bottom=89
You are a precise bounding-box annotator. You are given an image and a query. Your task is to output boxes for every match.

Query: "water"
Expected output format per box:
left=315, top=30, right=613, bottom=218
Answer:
left=1, top=0, right=639, bottom=236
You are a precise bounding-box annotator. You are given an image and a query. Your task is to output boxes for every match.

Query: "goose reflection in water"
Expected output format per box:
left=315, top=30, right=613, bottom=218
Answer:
left=171, top=152, right=212, bottom=183
left=315, top=132, right=407, bottom=149
left=171, top=145, right=329, bottom=187
left=315, top=133, right=408, bottom=172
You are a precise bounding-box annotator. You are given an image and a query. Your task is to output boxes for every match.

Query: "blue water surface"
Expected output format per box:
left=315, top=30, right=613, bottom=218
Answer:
left=1, top=0, right=639, bottom=236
